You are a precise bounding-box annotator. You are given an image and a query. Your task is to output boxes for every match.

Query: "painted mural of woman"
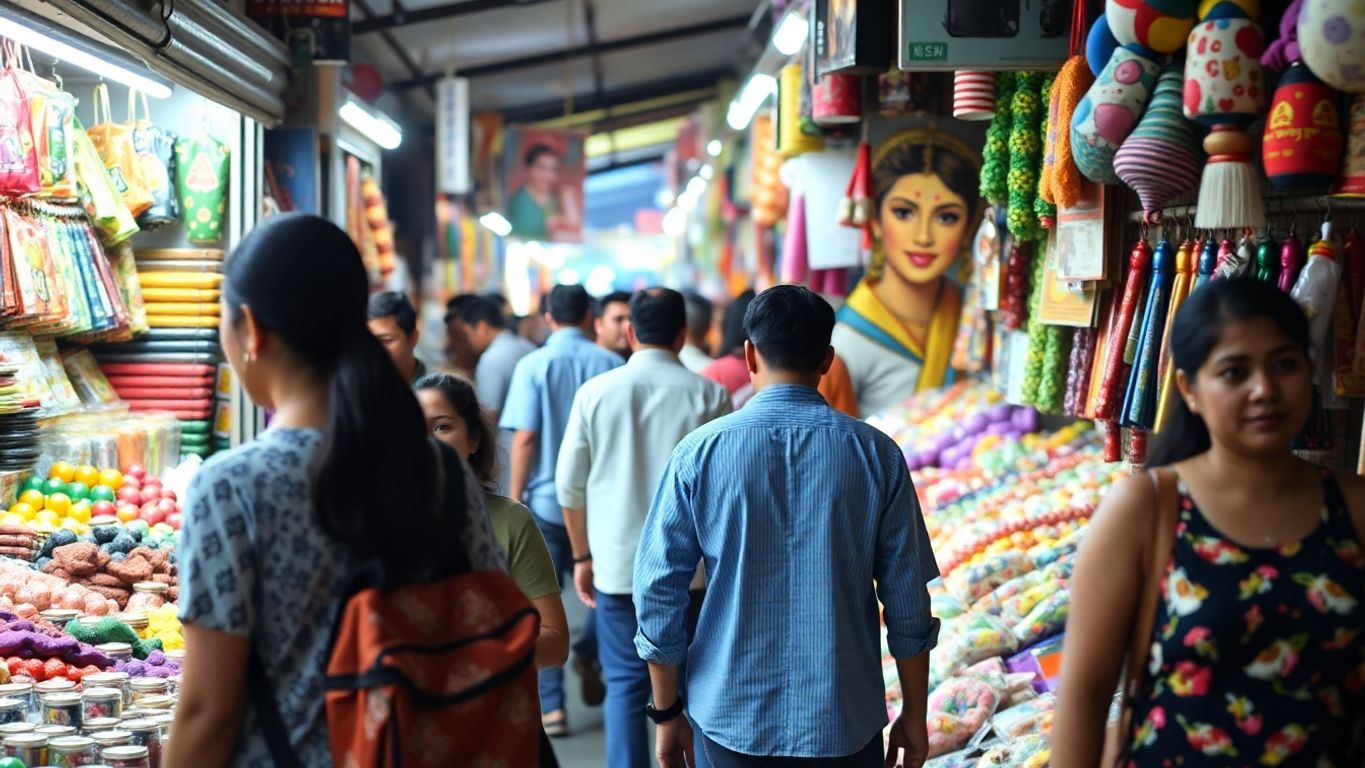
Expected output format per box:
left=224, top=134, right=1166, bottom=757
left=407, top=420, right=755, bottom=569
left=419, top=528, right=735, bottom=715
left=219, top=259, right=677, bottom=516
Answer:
left=832, top=127, right=982, bottom=416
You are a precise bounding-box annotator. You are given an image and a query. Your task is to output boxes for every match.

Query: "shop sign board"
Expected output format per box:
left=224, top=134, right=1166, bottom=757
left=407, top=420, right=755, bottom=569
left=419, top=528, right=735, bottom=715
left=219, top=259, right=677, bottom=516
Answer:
left=813, top=0, right=894, bottom=78
left=247, top=0, right=351, bottom=65
left=897, top=0, right=1074, bottom=71
left=436, top=77, right=472, bottom=196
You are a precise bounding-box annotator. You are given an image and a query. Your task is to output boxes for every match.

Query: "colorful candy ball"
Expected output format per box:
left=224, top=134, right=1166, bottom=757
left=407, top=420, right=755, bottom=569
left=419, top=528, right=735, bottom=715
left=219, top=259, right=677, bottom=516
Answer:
left=1106, top=0, right=1198, bottom=53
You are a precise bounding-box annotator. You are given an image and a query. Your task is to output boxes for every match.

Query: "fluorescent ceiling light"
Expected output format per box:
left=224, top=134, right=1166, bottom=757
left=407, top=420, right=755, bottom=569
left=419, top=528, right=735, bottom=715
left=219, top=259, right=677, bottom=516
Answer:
left=557, top=267, right=581, bottom=285
left=772, top=11, right=809, bottom=56
left=479, top=211, right=512, bottom=237
left=662, top=207, right=687, bottom=238
left=340, top=98, right=402, bottom=150
left=706, top=140, right=723, bottom=157
left=726, top=74, right=776, bottom=131
left=0, top=14, right=172, bottom=99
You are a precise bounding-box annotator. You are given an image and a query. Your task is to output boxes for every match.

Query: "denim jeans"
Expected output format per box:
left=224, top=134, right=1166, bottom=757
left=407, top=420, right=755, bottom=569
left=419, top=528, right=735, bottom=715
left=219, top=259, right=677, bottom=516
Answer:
left=698, top=732, right=883, bottom=768
left=596, top=590, right=709, bottom=768
left=533, top=516, right=597, bottom=714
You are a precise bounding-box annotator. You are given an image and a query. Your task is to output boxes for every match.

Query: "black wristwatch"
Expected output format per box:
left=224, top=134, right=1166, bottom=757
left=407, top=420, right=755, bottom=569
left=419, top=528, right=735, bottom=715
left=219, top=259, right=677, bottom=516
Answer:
left=645, top=695, right=686, bottom=724
left=572, top=552, right=592, bottom=564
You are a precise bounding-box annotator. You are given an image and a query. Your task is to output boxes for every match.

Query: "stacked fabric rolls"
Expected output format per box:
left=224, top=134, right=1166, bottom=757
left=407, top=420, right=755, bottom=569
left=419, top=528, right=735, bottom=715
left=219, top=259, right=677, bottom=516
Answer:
left=92, top=250, right=223, bottom=459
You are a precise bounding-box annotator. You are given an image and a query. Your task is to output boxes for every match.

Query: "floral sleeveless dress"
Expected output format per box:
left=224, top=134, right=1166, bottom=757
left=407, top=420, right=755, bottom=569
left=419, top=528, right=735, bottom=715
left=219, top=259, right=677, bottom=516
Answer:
left=1126, top=472, right=1365, bottom=767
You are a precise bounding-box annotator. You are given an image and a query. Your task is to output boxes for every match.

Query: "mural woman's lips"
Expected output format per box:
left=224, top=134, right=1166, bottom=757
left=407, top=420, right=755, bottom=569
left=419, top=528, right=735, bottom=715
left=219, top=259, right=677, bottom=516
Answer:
left=905, top=251, right=937, bottom=268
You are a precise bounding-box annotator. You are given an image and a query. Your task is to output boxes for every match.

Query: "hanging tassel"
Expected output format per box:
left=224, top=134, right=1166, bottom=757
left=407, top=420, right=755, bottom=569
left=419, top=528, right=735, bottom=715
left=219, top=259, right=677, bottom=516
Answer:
left=1192, top=237, right=1219, bottom=294
left=1084, top=289, right=1118, bottom=419
left=1065, top=328, right=1096, bottom=418
left=1155, top=239, right=1196, bottom=432
left=1279, top=230, right=1306, bottom=294
left=1001, top=241, right=1033, bottom=331
left=781, top=192, right=809, bottom=285
left=1096, top=238, right=1153, bottom=421
left=1215, top=233, right=1255, bottom=279
left=1213, top=237, right=1235, bottom=276
left=1123, top=238, right=1177, bottom=430
left=1253, top=230, right=1279, bottom=284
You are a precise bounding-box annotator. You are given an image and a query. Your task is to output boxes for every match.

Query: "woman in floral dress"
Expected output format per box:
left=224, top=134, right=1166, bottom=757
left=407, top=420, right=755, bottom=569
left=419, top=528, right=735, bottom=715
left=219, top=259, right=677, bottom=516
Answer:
left=1053, top=278, right=1365, bottom=767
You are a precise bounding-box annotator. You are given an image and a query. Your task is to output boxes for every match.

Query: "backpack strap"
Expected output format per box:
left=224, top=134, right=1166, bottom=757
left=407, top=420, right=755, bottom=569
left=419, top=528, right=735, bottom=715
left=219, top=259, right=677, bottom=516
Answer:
left=248, top=647, right=304, bottom=768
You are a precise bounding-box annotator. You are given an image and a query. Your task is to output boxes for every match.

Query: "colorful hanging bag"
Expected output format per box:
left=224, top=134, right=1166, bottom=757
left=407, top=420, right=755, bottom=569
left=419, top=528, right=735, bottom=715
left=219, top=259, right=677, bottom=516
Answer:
left=129, top=90, right=178, bottom=228
left=86, top=83, right=154, bottom=217
left=174, top=131, right=230, bottom=244
left=11, top=48, right=77, bottom=200
left=0, top=42, right=40, bottom=197
left=71, top=116, right=139, bottom=245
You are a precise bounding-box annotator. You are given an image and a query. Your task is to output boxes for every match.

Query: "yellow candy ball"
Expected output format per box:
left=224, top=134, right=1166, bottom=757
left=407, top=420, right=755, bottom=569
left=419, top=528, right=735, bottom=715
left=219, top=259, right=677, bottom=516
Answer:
left=18, top=490, right=44, bottom=510
left=0, top=513, right=25, bottom=527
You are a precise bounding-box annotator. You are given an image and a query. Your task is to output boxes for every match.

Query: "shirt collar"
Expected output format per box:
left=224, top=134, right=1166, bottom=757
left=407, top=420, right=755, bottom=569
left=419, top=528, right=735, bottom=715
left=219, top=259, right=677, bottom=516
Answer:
left=747, top=383, right=828, bottom=407
left=547, top=327, right=587, bottom=345
left=627, top=348, right=682, bottom=367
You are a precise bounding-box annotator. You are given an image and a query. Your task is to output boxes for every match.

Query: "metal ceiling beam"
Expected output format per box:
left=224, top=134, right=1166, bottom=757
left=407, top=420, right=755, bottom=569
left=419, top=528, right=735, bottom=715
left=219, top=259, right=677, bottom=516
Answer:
left=352, top=0, right=435, bottom=99
left=389, top=14, right=750, bottom=91
left=499, top=67, right=733, bottom=123
left=355, top=0, right=559, bottom=34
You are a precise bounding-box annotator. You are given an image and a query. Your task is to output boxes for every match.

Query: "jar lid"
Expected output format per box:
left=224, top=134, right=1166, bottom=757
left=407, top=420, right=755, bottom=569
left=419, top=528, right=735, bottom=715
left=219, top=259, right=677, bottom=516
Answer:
left=116, top=612, right=149, bottom=629
left=121, top=718, right=159, bottom=733
left=35, top=725, right=76, bottom=736
left=164, top=650, right=185, bottom=663
left=136, top=695, right=172, bottom=709
left=90, top=728, right=132, bottom=745
left=129, top=679, right=166, bottom=690
left=84, top=672, right=126, bottom=685
left=50, top=734, right=95, bottom=749
left=82, top=686, right=122, bottom=700
left=82, top=717, right=121, bottom=731
left=0, top=697, right=23, bottom=710
left=0, top=682, right=33, bottom=693
left=36, top=680, right=76, bottom=692
left=132, top=581, right=169, bottom=595
left=0, top=723, right=34, bottom=735
left=3, top=733, right=48, bottom=745
left=95, top=642, right=133, bottom=657
left=42, top=692, right=81, bottom=705
left=102, top=744, right=150, bottom=758
left=38, top=608, right=79, bottom=624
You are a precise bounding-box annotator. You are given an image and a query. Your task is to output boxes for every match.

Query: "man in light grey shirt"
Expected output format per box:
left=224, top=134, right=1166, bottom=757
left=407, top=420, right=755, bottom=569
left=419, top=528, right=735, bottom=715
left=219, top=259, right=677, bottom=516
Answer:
left=557, top=288, right=730, bottom=768
left=446, top=294, right=536, bottom=491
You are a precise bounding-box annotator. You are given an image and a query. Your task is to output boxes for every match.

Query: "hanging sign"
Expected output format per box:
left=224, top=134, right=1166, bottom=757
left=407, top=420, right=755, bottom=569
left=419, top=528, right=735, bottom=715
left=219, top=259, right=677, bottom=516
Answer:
left=813, top=0, right=894, bottom=77
left=897, top=0, right=1077, bottom=71
left=435, top=77, right=471, bottom=196
left=247, top=0, right=351, bottom=65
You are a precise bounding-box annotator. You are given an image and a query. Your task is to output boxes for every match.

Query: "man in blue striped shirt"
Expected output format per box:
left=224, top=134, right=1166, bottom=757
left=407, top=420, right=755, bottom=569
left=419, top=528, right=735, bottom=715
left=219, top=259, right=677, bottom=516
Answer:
left=634, top=285, right=939, bottom=768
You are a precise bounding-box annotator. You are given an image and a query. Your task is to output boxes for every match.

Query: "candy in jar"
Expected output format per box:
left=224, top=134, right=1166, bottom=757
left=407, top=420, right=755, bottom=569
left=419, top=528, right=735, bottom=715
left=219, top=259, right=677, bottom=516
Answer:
left=0, top=698, right=22, bottom=726
left=3, top=731, right=49, bottom=766
left=0, top=684, right=34, bottom=721
left=121, top=719, right=160, bottom=768
left=81, top=688, right=122, bottom=722
left=48, top=733, right=99, bottom=766
left=101, top=744, right=151, bottom=768
left=42, top=692, right=82, bottom=727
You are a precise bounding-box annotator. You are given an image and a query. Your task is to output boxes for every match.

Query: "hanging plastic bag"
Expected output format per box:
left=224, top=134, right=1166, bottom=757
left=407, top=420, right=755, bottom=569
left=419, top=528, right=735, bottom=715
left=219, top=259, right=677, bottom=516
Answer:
left=71, top=116, right=139, bottom=245
left=175, top=131, right=230, bottom=244
left=0, top=44, right=41, bottom=197
left=86, top=83, right=154, bottom=217
left=130, top=90, right=177, bottom=228
left=10, top=48, right=77, bottom=200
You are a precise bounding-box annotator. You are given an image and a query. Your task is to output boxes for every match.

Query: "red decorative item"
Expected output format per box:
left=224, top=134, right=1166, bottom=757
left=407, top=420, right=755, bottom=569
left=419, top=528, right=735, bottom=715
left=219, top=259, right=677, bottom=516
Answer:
left=812, top=73, right=862, bottom=126
left=1128, top=428, right=1148, bottom=466
left=1001, top=242, right=1033, bottom=331
left=1279, top=231, right=1305, bottom=293
left=1096, top=238, right=1153, bottom=421
left=1262, top=64, right=1343, bottom=193
left=346, top=63, right=385, bottom=104
left=953, top=71, right=996, bottom=121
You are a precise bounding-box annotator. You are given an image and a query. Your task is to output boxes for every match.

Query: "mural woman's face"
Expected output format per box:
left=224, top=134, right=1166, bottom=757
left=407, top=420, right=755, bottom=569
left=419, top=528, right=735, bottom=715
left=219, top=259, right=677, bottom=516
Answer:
left=528, top=153, right=561, bottom=194
left=875, top=172, right=969, bottom=286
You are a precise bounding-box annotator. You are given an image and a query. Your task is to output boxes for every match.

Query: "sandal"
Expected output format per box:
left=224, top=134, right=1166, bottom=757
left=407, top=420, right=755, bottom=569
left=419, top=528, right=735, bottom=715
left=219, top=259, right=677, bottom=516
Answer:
left=542, top=710, right=569, bottom=738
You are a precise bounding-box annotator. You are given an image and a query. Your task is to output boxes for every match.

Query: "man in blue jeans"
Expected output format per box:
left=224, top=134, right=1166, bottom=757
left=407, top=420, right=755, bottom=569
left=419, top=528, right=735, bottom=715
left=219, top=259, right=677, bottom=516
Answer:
left=557, top=289, right=730, bottom=767
left=635, top=286, right=938, bottom=768
left=501, top=284, right=622, bottom=736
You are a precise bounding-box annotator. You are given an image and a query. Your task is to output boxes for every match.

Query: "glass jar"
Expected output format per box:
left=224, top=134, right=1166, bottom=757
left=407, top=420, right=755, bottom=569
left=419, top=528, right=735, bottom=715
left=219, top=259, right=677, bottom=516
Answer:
left=82, top=673, right=130, bottom=707
left=101, top=744, right=150, bottom=768
left=0, top=697, right=24, bottom=725
left=95, top=643, right=133, bottom=663
left=115, top=613, right=150, bottom=639
left=82, top=717, right=121, bottom=734
left=82, top=687, right=123, bottom=721
left=48, top=734, right=99, bottom=767
left=42, top=692, right=83, bottom=727
left=121, top=718, right=161, bottom=768
left=0, top=723, right=34, bottom=738
left=36, top=680, right=78, bottom=699
left=0, top=683, right=34, bottom=721
left=38, top=608, right=80, bottom=628
left=90, top=729, right=132, bottom=748
left=36, top=724, right=77, bottom=738
left=133, top=695, right=171, bottom=712
left=3, top=732, right=49, bottom=766
left=128, top=680, right=167, bottom=706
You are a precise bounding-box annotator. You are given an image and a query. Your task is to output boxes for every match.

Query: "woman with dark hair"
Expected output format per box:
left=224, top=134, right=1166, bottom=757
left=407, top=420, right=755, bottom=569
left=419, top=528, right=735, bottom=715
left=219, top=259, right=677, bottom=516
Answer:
left=167, top=214, right=505, bottom=766
left=701, top=290, right=757, bottom=396
left=1053, top=278, right=1365, bottom=767
left=831, top=127, right=983, bottom=417
left=415, top=373, right=569, bottom=672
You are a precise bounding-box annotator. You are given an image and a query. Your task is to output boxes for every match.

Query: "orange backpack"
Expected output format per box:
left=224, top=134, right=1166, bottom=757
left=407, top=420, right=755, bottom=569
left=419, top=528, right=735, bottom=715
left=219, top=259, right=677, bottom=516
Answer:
left=250, top=443, right=548, bottom=767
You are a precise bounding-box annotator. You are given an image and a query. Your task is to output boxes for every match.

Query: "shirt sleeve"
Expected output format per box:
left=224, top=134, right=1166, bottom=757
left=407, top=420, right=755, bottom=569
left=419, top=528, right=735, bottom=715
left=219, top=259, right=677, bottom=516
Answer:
left=498, top=358, right=541, bottom=432
left=634, top=443, right=703, bottom=666
left=555, top=390, right=592, bottom=510
left=506, top=502, right=561, bottom=599
left=874, top=441, right=941, bottom=659
left=177, top=461, right=256, bottom=636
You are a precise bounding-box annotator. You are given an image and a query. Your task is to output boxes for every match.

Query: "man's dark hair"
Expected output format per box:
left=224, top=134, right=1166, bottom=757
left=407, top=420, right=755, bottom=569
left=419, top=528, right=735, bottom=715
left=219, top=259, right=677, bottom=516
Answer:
left=681, top=291, right=713, bottom=341
left=743, top=285, right=835, bottom=373
left=483, top=292, right=510, bottom=314
left=547, top=284, right=592, bottom=325
left=630, top=288, right=686, bottom=346
left=368, top=291, right=418, bottom=336
left=445, top=294, right=505, bottom=330
left=594, top=290, right=632, bottom=318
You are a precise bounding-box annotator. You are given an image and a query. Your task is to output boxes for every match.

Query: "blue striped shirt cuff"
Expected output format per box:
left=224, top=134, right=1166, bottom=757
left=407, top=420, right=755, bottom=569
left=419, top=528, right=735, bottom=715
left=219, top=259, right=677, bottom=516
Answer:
left=886, top=616, right=941, bottom=659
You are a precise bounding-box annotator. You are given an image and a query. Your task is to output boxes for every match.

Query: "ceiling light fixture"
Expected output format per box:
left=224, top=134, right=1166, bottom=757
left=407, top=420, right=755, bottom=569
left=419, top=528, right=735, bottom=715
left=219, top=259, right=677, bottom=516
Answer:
left=340, top=98, right=403, bottom=150
left=726, top=73, right=776, bottom=131
left=0, top=12, right=172, bottom=99
left=772, top=10, right=809, bottom=56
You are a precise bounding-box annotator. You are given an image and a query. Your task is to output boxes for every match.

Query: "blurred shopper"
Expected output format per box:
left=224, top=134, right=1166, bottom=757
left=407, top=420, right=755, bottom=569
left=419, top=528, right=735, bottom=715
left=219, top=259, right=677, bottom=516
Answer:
left=679, top=291, right=715, bottom=373
left=635, top=285, right=937, bottom=768
left=447, top=295, right=537, bottom=492
left=596, top=290, right=633, bottom=359
left=367, top=290, right=426, bottom=384
left=169, top=214, right=505, bottom=765
left=501, top=284, right=623, bottom=735
left=485, top=291, right=516, bottom=326
left=1053, top=278, right=1365, bottom=768
left=557, top=288, right=730, bottom=768
left=700, top=290, right=756, bottom=396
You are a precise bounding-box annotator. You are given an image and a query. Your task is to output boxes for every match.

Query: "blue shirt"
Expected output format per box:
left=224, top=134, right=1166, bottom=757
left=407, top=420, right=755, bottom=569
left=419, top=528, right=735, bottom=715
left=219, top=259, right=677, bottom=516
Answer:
left=499, top=327, right=623, bottom=523
left=634, top=385, right=940, bottom=758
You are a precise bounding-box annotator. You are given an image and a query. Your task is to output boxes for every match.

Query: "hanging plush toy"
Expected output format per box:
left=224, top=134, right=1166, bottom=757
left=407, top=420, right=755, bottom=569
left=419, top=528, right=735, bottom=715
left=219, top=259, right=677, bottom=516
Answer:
left=1298, top=0, right=1365, bottom=94
left=1115, top=64, right=1202, bottom=218
left=1261, top=0, right=1342, bottom=193
left=1041, top=1, right=1098, bottom=212
left=1086, top=14, right=1122, bottom=77
left=1184, top=2, right=1268, bottom=229
left=1105, top=0, right=1199, bottom=54
left=1071, top=45, right=1160, bottom=184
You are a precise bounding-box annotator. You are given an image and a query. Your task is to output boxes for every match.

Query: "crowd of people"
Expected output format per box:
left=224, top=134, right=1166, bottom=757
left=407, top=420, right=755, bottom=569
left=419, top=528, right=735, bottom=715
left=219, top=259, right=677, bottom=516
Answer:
left=162, top=213, right=1363, bottom=768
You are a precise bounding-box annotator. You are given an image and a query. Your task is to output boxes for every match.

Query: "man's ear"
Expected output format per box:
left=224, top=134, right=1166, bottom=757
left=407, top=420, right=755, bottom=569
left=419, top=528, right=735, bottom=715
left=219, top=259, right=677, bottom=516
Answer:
left=744, top=340, right=759, bottom=375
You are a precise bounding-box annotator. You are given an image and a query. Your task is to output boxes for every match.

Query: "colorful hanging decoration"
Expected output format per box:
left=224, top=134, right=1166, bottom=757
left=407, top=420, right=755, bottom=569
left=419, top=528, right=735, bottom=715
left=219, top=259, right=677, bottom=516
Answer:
left=1095, top=237, right=1152, bottom=421
left=749, top=114, right=788, bottom=228
left=1105, top=0, right=1198, bottom=54
left=1155, top=237, right=1195, bottom=432
left=838, top=140, right=874, bottom=248
left=1261, top=64, right=1343, bottom=193
left=1253, top=230, right=1279, bottom=284
left=1123, top=237, right=1176, bottom=431
left=1008, top=72, right=1045, bottom=241
left=778, top=64, right=824, bottom=158
left=980, top=73, right=1016, bottom=207
left=1184, top=8, right=1268, bottom=230
left=173, top=132, right=231, bottom=245
left=361, top=175, right=397, bottom=284
left=952, top=214, right=999, bottom=373
left=1279, top=229, right=1306, bottom=293
left=1001, top=241, right=1033, bottom=331
left=1333, top=95, right=1365, bottom=197
left=0, top=64, right=41, bottom=197
left=1298, top=0, right=1365, bottom=94
left=1114, top=63, right=1202, bottom=218
left=13, top=68, right=77, bottom=201
left=1033, top=75, right=1058, bottom=229
left=1215, top=232, right=1255, bottom=279
left=1065, top=327, right=1096, bottom=418
left=1071, top=47, right=1160, bottom=185
left=811, top=73, right=862, bottom=126
left=1292, top=221, right=1342, bottom=367
left=1192, top=236, right=1218, bottom=293
left=1086, top=13, right=1121, bottom=77
left=781, top=191, right=809, bottom=285
left=953, top=71, right=997, bottom=121
left=1261, top=0, right=1304, bottom=71
left=1039, top=58, right=1094, bottom=212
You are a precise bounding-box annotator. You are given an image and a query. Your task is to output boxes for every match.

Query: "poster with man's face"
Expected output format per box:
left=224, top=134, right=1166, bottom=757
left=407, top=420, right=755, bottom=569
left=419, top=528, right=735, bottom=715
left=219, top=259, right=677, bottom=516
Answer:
left=502, top=127, right=587, bottom=244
